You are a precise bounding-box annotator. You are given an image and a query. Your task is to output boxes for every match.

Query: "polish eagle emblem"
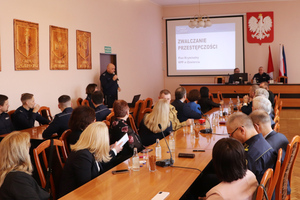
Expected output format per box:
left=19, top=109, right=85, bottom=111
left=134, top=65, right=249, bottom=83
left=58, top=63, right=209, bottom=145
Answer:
left=248, top=14, right=272, bottom=40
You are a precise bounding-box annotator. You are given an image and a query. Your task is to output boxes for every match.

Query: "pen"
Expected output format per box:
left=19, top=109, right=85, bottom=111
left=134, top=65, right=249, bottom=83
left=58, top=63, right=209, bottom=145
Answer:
left=193, top=150, right=205, bottom=152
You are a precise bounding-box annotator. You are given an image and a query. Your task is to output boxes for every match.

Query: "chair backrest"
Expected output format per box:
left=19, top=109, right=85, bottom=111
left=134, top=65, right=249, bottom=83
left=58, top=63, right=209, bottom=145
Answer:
left=59, top=129, right=72, bottom=155
left=38, top=106, right=53, bottom=121
left=217, top=91, right=223, bottom=102
left=81, top=99, right=90, bottom=106
left=143, top=97, right=153, bottom=109
left=33, top=139, right=68, bottom=200
left=132, top=100, right=145, bottom=127
left=138, top=108, right=153, bottom=128
left=106, top=112, right=115, bottom=127
left=278, top=101, right=283, bottom=117
left=128, top=114, right=138, bottom=134
left=76, top=98, right=83, bottom=106
left=268, top=148, right=282, bottom=199
left=7, top=110, right=15, bottom=118
left=277, top=76, right=288, bottom=84
left=276, top=135, right=300, bottom=200
left=256, top=168, right=273, bottom=200
left=214, top=76, right=225, bottom=84
left=274, top=123, right=280, bottom=132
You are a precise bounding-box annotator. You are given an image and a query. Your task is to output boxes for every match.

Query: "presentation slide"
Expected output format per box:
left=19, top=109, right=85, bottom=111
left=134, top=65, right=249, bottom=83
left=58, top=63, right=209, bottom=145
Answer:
left=166, top=15, right=244, bottom=76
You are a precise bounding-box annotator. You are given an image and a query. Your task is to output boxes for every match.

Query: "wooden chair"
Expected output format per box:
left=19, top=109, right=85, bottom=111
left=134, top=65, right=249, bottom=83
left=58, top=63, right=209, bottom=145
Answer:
left=132, top=100, right=145, bottom=128
left=76, top=98, right=83, bottom=106
left=7, top=110, right=15, bottom=118
left=277, top=76, right=288, bottom=84
left=138, top=108, right=152, bottom=128
left=214, top=76, right=225, bottom=84
left=33, top=139, right=68, bottom=200
left=143, top=97, right=153, bottom=109
left=278, top=101, right=283, bottom=117
left=103, top=120, right=110, bottom=128
left=256, top=168, right=273, bottom=200
left=268, top=148, right=282, bottom=199
left=276, top=135, right=300, bottom=200
left=38, top=106, right=53, bottom=121
left=81, top=99, right=90, bottom=106
left=274, top=123, right=280, bottom=132
left=106, top=112, right=115, bottom=127
left=59, top=129, right=72, bottom=155
left=128, top=114, right=138, bottom=134
left=217, top=91, right=223, bottom=102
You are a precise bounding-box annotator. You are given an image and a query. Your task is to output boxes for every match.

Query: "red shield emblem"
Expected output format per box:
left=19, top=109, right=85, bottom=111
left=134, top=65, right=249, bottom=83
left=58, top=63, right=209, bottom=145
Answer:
left=247, top=12, right=274, bottom=45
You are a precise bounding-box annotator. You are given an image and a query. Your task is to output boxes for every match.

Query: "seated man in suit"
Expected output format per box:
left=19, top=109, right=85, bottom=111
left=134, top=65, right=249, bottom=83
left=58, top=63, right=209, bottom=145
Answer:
left=42, top=95, right=73, bottom=139
left=228, top=67, right=240, bottom=83
left=0, top=94, right=14, bottom=135
left=92, top=90, right=111, bottom=121
left=227, top=112, right=277, bottom=183
left=250, top=110, right=288, bottom=158
left=159, top=89, right=192, bottom=131
left=238, top=84, right=259, bottom=115
left=252, top=66, right=270, bottom=83
left=171, top=87, right=202, bottom=122
left=12, top=93, right=50, bottom=130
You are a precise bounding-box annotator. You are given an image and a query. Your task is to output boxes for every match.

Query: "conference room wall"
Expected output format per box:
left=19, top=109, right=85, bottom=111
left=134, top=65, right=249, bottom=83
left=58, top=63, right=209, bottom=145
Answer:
left=162, top=0, right=300, bottom=99
left=0, top=0, right=163, bottom=115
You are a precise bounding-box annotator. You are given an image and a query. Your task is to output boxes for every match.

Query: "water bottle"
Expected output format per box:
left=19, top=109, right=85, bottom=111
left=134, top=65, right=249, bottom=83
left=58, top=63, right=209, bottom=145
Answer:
left=219, top=105, right=223, bottom=117
left=228, top=98, right=233, bottom=114
left=132, top=148, right=140, bottom=171
left=155, top=139, right=161, bottom=160
left=169, top=132, right=175, bottom=152
left=237, top=96, right=240, bottom=105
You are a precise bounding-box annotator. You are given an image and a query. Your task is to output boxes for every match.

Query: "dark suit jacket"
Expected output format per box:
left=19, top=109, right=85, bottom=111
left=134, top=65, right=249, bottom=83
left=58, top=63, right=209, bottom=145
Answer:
left=198, top=97, right=220, bottom=114
left=12, top=106, right=50, bottom=130
left=58, top=149, right=115, bottom=198
left=171, top=99, right=202, bottom=122
left=0, top=171, right=49, bottom=200
left=139, top=119, right=172, bottom=146
left=95, top=104, right=111, bottom=121
left=266, top=130, right=289, bottom=159
left=42, top=107, right=73, bottom=139
left=0, top=112, right=14, bottom=135
left=241, top=101, right=253, bottom=115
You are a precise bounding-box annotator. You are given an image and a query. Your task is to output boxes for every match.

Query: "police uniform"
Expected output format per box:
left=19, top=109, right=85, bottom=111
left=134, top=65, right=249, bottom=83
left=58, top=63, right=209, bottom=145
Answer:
left=100, top=70, right=119, bottom=108
left=95, top=104, right=111, bottom=121
left=243, top=133, right=277, bottom=183
left=12, top=106, right=50, bottom=131
left=0, top=112, right=14, bottom=135
left=252, top=72, right=270, bottom=83
left=42, top=107, right=73, bottom=139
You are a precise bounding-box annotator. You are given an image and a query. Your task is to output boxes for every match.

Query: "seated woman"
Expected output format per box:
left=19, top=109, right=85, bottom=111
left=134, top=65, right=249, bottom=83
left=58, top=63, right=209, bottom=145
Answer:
left=139, top=99, right=172, bottom=146
left=187, top=89, right=202, bottom=115
left=109, top=100, right=143, bottom=160
left=0, top=131, right=50, bottom=200
left=68, top=106, right=96, bottom=145
left=206, top=137, right=258, bottom=200
left=58, top=122, right=122, bottom=198
left=198, top=87, right=221, bottom=113
left=85, top=83, right=98, bottom=109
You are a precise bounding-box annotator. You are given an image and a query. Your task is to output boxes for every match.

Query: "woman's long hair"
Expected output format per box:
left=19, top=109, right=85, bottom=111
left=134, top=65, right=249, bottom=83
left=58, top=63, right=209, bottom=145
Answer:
left=71, top=122, right=111, bottom=163
left=144, top=99, right=170, bottom=133
left=0, top=131, right=32, bottom=186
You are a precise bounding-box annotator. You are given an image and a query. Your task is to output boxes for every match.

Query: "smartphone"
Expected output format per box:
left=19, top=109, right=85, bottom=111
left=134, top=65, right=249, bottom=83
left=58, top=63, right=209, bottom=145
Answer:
left=112, top=169, right=129, bottom=175
left=151, top=191, right=170, bottom=200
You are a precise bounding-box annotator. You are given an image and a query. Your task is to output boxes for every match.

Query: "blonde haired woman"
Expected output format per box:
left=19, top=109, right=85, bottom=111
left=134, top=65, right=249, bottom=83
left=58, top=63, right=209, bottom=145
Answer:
left=0, top=131, right=49, bottom=200
left=139, top=99, right=172, bottom=146
left=58, top=122, right=122, bottom=198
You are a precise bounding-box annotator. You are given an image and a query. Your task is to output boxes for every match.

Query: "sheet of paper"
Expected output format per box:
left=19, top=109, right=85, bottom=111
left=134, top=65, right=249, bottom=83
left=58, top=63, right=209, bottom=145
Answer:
left=116, top=133, right=129, bottom=147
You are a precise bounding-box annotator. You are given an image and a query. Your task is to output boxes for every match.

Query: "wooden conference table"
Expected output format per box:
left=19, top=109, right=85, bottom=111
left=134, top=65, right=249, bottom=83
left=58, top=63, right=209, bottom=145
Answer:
left=59, top=109, right=228, bottom=200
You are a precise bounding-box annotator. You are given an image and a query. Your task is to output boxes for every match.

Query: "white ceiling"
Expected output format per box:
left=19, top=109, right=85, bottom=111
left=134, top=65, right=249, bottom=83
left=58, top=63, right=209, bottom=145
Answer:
left=150, top=0, right=288, bottom=6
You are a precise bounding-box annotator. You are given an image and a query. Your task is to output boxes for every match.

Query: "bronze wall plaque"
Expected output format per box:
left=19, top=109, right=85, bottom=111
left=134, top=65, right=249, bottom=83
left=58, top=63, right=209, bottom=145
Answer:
left=76, top=30, right=91, bottom=69
left=14, top=19, right=39, bottom=70
left=50, top=26, right=68, bottom=70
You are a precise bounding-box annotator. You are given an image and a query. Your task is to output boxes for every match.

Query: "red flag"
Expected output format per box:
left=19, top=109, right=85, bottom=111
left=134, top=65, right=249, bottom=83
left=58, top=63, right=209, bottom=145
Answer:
left=267, top=45, right=274, bottom=79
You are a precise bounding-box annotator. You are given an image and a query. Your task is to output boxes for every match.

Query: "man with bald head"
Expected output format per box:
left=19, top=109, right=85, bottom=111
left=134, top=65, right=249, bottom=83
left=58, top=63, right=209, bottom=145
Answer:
left=226, top=112, right=276, bottom=183
left=252, top=66, right=270, bottom=83
left=100, top=63, right=121, bottom=108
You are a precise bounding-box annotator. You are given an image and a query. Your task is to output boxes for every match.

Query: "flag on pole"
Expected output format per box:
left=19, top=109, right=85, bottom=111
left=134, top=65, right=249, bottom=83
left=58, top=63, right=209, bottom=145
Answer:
left=279, top=44, right=287, bottom=77
left=267, top=45, right=274, bottom=79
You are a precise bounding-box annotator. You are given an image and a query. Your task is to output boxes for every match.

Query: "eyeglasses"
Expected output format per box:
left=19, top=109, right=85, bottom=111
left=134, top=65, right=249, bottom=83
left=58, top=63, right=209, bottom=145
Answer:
left=229, top=126, right=244, bottom=137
